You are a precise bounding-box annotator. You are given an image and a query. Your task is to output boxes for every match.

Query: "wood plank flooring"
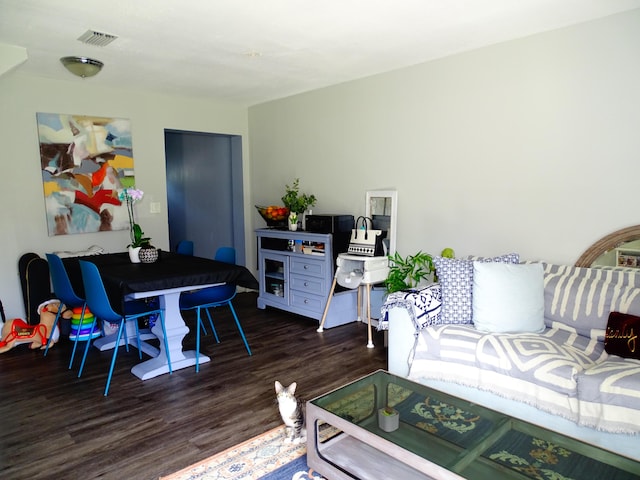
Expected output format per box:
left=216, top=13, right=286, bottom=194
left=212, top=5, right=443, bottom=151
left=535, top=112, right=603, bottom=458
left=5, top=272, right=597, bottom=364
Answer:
left=0, top=292, right=387, bottom=480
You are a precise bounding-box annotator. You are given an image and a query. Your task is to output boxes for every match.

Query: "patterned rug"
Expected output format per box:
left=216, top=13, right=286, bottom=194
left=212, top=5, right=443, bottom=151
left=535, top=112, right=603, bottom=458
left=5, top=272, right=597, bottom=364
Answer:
left=162, top=388, right=639, bottom=480
left=159, top=426, right=324, bottom=480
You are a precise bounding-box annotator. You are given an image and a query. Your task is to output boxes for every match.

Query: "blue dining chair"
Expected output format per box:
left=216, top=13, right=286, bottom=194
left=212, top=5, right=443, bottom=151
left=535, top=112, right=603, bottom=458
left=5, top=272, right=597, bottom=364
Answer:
left=179, top=247, right=252, bottom=372
left=176, top=240, right=194, bottom=256
left=44, top=253, right=95, bottom=368
left=78, top=260, right=172, bottom=396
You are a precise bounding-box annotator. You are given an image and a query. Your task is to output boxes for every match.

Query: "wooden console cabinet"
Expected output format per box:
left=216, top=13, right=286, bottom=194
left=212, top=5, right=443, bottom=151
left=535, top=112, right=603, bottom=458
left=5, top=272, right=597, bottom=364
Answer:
left=256, top=228, right=355, bottom=328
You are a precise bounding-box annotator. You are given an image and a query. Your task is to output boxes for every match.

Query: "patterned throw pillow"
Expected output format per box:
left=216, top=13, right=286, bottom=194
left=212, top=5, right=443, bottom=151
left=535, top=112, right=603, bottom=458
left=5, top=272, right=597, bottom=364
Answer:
left=433, top=253, right=519, bottom=324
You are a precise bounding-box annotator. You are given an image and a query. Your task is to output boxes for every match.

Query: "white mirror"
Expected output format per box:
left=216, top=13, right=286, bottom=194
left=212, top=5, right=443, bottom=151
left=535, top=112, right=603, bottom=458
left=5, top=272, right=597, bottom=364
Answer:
left=365, top=190, right=397, bottom=255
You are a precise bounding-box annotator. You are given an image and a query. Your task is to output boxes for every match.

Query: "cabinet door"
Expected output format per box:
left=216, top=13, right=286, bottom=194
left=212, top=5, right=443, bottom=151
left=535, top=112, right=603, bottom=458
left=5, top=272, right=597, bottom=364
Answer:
left=260, top=252, right=289, bottom=305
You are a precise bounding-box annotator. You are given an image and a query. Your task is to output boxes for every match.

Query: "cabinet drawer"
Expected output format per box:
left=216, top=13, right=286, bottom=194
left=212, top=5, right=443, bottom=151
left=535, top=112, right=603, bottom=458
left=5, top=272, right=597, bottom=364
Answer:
left=290, top=273, right=325, bottom=295
left=290, top=290, right=325, bottom=313
left=290, top=257, right=325, bottom=277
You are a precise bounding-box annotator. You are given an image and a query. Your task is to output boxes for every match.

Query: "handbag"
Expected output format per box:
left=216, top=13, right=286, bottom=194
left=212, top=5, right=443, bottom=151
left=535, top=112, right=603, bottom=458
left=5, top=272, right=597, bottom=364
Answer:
left=347, top=216, right=386, bottom=257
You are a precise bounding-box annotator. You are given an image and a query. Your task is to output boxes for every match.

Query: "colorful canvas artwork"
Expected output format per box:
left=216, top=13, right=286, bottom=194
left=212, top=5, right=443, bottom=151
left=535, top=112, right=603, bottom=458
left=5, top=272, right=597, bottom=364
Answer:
left=37, top=112, right=136, bottom=236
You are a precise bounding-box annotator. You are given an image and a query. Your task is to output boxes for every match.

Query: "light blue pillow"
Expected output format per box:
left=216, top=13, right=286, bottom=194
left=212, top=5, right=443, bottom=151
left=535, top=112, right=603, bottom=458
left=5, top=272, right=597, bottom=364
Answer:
left=433, top=253, right=519, bottom=324
left=472, top=262, right=545, bottom=333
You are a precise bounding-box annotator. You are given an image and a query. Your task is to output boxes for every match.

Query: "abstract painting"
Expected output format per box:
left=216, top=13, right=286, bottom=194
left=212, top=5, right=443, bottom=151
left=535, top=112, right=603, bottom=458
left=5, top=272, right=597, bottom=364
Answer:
left=37, top=112, right=136, bottom=236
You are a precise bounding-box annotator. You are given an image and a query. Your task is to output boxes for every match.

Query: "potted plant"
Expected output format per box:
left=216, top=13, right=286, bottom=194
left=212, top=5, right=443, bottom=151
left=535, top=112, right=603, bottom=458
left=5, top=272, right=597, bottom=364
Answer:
left=377, top=405, right=400, bottom=432
left=281, top=178, right=317, bottom=230
left=119, top=187, right=155, bottom=263
left=384, top=251, right=435, bottom=293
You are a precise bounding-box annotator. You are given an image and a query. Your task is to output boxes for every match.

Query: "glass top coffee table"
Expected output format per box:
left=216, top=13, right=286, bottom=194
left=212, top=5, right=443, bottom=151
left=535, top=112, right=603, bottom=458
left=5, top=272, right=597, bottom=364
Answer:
left=306, top=370, right=640, bottom=480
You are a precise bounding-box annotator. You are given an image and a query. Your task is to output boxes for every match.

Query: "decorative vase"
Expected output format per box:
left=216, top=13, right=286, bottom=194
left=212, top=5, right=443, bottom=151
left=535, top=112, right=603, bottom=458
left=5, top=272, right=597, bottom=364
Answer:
left=128, top=246, right=141, bottom=263
left=288, top=212, right=298, bottom=231
left=377, top=407, right=400, bottom=432
left=139, top=246, right=159, bottom=263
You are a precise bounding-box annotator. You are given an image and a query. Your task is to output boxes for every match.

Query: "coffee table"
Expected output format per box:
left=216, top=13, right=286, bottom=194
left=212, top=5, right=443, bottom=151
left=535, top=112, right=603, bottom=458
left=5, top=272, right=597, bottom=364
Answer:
left=306, top=370, right=640, bottom=480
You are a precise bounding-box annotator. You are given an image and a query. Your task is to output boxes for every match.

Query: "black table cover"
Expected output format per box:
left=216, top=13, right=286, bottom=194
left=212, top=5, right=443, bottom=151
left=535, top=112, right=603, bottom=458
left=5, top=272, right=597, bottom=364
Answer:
left=63, top=251, right=258, bottom=311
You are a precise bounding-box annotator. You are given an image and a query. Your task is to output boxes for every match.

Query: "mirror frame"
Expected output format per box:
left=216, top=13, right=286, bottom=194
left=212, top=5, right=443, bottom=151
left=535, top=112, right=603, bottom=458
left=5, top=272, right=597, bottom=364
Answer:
left=365, top=189, right=397, bottom=255
left=575, top=225, right=640, bottom=267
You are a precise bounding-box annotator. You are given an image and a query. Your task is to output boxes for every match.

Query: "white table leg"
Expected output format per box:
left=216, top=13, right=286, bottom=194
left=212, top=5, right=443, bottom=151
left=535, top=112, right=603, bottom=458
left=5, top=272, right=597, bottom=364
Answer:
left=366, top=283, right=374, bottom=348
left=131, top=290, right=210, bottom=380
left=93, top=326, right=158, bottom=357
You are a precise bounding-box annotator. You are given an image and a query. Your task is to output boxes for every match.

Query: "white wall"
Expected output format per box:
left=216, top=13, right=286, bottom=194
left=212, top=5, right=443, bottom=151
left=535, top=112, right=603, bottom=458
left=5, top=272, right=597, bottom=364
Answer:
left=0, top=73, right=249, bottom=318
left=2, top=9, right=639, bottom=318
left=248, top=9, right=640, bottom=267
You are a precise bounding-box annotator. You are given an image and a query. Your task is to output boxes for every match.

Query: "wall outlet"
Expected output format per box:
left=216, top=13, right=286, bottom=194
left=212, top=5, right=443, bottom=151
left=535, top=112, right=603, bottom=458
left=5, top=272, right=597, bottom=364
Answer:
left=150, top=202, right=161, bottom=214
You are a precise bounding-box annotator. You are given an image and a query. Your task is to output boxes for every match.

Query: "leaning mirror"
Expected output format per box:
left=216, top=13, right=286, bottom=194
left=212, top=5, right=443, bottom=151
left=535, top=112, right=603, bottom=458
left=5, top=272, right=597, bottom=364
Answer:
left=365, top=190, right=397, bottom=256
left=575, top=225, right=640, bottom=268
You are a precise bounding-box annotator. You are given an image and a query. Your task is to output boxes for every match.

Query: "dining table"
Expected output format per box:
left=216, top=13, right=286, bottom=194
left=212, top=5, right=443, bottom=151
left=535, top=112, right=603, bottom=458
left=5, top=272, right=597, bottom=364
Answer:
left=63, top=251, right=258, bottom=380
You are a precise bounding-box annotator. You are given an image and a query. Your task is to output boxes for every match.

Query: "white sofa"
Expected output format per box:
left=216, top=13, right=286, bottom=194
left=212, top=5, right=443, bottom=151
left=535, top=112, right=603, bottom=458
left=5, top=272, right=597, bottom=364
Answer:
left=382, top=260, right=640, bottom=461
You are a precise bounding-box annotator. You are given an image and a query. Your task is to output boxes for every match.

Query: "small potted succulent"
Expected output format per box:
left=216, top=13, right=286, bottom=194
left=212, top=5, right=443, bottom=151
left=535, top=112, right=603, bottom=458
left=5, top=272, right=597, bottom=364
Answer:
left=377, top=405, right=400, bottom=432
left=281, top=178, right=317, bottom=231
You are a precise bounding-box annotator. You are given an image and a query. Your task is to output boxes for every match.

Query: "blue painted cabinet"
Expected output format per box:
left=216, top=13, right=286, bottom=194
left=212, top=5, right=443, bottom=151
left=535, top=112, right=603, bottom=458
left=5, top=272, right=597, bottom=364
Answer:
left=256, top=228, right=357, bottom=327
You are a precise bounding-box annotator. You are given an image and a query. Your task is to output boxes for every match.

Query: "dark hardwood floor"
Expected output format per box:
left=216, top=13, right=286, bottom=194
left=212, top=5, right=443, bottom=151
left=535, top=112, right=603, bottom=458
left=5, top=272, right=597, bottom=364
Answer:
left=0, top=292, right=387, bottom=479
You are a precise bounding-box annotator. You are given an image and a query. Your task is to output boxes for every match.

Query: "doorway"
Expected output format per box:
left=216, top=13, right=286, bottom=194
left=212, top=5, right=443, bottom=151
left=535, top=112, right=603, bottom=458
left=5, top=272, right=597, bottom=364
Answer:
left=164, top=130, right=245, bottom=264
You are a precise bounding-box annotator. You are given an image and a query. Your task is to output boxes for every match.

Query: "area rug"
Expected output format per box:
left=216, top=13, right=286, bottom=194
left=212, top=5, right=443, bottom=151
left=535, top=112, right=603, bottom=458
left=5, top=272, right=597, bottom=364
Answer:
left=162, top=386, right=637, bottom=480
left=159, top=426, right=325, bottom=480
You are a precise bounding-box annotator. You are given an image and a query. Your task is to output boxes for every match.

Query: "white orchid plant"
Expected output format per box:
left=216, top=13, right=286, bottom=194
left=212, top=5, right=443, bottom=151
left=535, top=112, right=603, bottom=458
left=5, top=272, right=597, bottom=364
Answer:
left=118, top=187, right=151, bottom=248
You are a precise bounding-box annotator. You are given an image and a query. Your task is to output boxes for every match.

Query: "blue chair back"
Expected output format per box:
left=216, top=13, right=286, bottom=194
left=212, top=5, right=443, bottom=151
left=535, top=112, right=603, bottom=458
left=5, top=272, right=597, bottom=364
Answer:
left=46, top=253, right=84, bottom=307
left=176, top=240, right=194, bottom=256
left=215, top=247, right=235, bottom=264
left=78, top=260, right=122, bottom=324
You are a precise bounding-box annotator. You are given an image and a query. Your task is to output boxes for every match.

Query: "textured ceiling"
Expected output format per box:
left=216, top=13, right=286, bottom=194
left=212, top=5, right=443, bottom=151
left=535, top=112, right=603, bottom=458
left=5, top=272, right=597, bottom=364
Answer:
left=1, top=0, right=639, bottom=106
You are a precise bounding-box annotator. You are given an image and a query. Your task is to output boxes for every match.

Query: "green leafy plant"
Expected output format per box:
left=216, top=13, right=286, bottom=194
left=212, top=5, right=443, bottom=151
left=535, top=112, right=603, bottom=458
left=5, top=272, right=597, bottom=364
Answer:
left=129, top=223, right=151, bottom=248
left=281, top=178, right=317, bottom=214
left=384, top=251, right=435, bottom=293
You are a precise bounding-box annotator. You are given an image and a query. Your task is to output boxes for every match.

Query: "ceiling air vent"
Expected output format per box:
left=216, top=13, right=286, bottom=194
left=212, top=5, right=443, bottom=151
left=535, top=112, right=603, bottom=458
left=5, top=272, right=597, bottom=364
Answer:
left=77, top=30, right=118, bottom=47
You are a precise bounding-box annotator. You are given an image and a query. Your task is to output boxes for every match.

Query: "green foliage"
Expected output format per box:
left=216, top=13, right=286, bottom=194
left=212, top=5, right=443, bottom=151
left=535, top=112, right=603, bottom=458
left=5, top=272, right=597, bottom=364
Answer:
left=384, top=251, right=435, bottom=293
left=281, top=178, right=317, bottom=214
left=129, top=223, right=151, bottom=248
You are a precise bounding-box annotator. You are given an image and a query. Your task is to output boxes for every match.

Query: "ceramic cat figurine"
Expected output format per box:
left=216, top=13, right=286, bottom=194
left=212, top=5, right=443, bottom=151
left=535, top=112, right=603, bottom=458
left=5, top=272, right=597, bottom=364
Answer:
left=275, top=380, right=306, bottom=444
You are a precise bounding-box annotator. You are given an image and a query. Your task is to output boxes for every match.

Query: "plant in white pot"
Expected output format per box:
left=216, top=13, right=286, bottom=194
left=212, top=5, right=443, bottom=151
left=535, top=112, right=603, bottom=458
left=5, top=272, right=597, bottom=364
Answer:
left=377, top=405, right=400, bottom=432
left=281, top=178, right=317, bottom=231
left=119, top=187, right=156, bottom=263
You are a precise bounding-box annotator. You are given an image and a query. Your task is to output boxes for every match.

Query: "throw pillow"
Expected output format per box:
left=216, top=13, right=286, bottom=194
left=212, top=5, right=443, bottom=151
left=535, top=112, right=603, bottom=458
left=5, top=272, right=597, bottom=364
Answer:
left=605, top=312, right=640, bottom=359
left=472, top=262, right=545, bottom=333
left=433, top=253, right=519, bottom=324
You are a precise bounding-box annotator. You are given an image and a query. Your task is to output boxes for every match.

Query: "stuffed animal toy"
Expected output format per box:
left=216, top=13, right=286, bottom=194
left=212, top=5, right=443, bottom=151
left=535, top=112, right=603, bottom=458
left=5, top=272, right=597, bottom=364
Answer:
left=0, top=299, right=71, bottom=353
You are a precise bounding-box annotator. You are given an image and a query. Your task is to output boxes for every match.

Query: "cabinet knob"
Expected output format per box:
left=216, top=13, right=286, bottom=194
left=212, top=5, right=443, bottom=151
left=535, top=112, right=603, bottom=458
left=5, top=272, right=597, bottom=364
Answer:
left=304, top=265, right=309, bottom=269
left=304, top=299, right=309, bottom=304
left=304, top=282, right=309, bottom=287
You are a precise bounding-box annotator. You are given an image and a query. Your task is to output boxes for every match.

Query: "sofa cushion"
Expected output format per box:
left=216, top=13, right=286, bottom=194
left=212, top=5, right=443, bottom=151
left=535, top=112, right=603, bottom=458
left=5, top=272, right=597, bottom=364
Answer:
left=410, top=323, right=606, bottom=416
left=605, top=312, right=640, bottom=359
left=542, top=263, right=640, bottom=339
left=577, top=356, right=640, bottom=433
left=433, top=253, right=519, bottom=325
left=472, top=262, right=545, bottom=333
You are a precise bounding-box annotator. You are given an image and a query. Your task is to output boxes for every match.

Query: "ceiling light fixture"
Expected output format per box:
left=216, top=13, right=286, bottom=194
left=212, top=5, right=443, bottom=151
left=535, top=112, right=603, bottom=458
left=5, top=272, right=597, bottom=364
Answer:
left=60, top=56, right=104, bottom=78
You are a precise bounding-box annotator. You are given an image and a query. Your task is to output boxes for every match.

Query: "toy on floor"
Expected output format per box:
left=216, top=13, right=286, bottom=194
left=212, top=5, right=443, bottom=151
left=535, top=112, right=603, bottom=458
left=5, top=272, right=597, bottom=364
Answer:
left=69, top=306, right=101, bottom=341
left=0, top=299, right=71, bottom=353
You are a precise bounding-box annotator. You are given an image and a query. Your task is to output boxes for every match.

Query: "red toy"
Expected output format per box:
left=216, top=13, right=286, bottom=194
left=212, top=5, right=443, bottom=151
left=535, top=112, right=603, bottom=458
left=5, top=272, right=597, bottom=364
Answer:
left=0, top=300, right=70, bottom=353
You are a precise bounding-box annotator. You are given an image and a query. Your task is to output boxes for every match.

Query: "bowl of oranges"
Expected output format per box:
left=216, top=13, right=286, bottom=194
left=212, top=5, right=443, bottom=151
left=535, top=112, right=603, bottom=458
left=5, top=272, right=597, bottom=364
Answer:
left=255, top=205, right=290, bottom=227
